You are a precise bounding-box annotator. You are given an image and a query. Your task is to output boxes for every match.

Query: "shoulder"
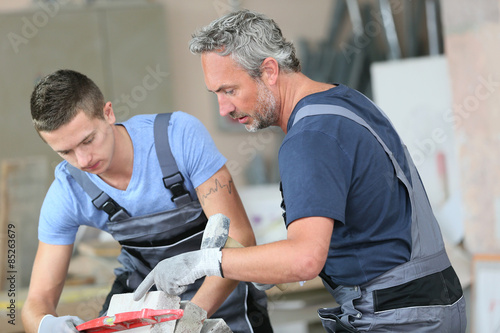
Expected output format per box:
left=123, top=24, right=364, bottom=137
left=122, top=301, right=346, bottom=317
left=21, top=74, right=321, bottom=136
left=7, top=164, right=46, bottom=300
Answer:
left=122, top=112, right=207, bottom=145
left=169, top=111, right=206, bottom=131
left=51, top=161, right=87, bottom=198
left=171, top=110, right=199, bottom=122
left=280, top=114, right=375, bottom=170
left=122, top=111, right=205, bottom=132
left=166, top=112, right=226, bottom=187
left=53, top=161, right=75, bottom=186
left=284, top=113, right=364, bottom=146
left=41, top=162, right=85, bottom=222
left=121, top=113, right=156, bottom=129
left=168, top=112, right=212, bottom=145
left=39, top=162, right=88, bottom=245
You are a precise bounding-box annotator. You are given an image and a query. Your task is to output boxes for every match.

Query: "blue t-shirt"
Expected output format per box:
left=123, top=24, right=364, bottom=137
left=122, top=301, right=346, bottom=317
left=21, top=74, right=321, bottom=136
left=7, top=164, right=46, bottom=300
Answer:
left=279, top=84, right=412, bottom=286
left=38, top=111, right=227, bottom=245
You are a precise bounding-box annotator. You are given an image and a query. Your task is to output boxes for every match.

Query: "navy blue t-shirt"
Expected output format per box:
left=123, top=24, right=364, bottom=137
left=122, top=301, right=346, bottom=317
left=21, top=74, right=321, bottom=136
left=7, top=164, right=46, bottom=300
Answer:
left=279, top=84, right=412, bottom=286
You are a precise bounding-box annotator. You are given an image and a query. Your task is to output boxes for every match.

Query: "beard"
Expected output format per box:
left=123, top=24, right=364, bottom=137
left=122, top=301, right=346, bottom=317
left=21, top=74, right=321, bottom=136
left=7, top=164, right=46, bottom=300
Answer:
left=245, top=80, right=279, bottom=132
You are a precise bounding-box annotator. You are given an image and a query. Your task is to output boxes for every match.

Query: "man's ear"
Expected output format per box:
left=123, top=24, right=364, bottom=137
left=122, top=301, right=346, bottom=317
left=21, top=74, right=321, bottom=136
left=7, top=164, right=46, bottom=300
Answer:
left=103, top=102, right=116, bottom=124
left=260, top=57, right=279, bottom=85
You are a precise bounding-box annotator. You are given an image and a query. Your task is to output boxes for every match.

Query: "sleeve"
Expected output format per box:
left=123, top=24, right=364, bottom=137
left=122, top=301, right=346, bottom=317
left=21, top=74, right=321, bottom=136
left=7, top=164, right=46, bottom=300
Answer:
left=38, top=165, right=82, bottom=245
left=278, top=130, right=352, bottom=226
left=169, top=112, right=227, bottom=188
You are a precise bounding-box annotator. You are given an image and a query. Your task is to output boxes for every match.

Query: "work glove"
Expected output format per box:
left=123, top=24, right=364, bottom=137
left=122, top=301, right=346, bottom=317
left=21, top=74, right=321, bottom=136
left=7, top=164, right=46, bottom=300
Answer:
left=174, top=301, right=207, bottom=333
left=252, top=282, right=275, bottom=291
left=38, top=314, right=84, bottom=333
left=133, top=248, right=222, bottom=300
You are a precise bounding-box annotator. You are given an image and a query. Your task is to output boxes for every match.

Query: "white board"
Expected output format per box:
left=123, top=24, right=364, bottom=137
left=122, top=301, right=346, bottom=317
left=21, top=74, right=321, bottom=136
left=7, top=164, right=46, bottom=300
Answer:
left=371, top=56, right=464, bottom=244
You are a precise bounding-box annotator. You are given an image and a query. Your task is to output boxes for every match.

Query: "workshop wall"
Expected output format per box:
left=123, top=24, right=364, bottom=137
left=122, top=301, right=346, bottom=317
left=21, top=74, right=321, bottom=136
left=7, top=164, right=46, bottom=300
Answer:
left=0, top=0, right=335, bottom=188
left=441, top=0, right=500, bottom=254
left=156, top=0, right=336, bottom=187
left=0, top=2, right=334, bottom=293
left=0, top=0, right=464, bottom=289
left=440, top=2, right=500, bottom=330
left=0, top=1, right=495, bottom=332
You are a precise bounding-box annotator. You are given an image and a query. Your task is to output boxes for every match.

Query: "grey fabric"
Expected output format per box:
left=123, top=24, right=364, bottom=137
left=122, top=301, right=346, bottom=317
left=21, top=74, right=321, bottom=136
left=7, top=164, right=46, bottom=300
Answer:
left=154, top=113, right=192, bottom=206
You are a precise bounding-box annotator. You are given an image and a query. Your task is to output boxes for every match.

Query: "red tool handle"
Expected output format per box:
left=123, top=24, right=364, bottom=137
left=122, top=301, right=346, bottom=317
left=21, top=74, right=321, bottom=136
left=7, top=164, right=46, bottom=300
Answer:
left=77, top=308, right=184, bottom=333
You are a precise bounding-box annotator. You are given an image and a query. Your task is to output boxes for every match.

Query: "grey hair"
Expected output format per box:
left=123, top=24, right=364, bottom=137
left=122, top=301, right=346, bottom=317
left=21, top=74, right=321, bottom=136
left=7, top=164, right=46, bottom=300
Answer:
left=189, top=9, right=301, bottom=78
left=30, top=69, right=105, bottom=132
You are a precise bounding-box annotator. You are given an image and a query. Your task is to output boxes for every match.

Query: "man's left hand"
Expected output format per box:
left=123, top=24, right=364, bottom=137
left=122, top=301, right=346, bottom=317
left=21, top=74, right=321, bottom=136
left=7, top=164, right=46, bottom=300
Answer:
left=133, top=248, right=223, bottom=300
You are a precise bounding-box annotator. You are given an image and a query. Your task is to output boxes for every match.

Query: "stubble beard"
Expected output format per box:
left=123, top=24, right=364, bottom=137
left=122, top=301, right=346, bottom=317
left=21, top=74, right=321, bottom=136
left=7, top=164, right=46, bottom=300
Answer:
left=245, top=80, right=279, bottom=133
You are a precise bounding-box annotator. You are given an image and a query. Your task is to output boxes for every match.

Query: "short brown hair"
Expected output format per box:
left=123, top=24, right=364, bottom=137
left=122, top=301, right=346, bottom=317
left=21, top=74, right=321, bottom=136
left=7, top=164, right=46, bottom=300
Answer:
left=30, top=69, right=105, bottom=132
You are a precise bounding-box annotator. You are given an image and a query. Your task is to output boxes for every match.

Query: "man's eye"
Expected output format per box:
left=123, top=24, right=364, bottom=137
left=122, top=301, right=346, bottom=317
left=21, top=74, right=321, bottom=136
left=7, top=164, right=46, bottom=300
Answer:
left=225, top=89, right=234, bottom=95
left=83, top=138, right=94, bottom=145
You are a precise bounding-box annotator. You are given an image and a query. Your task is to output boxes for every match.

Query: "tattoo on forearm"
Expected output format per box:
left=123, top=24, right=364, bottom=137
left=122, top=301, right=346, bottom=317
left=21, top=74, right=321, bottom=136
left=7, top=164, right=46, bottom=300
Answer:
left=196, top=178, right=233, bottom=205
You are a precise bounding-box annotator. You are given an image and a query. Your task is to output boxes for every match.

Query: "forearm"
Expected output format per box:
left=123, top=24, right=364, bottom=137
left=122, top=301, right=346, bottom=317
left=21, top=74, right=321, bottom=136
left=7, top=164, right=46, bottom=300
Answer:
left=22, top=297, right=58, bottom=333
left=220, top=217, right=333, bottom=284
left=23, top=242, right=73, bottom=333
left=190, top=276, right=239, bottom=317
left=132, top=217, right=333, bottom=302
left=221, top=239, right=326, bottom=284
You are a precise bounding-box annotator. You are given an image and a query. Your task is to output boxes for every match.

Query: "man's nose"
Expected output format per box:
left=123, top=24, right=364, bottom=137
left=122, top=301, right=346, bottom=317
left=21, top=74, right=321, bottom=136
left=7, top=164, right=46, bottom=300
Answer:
left=75, top=148, right=92, bottom=168
left=217, top=95, right=235, bottom=117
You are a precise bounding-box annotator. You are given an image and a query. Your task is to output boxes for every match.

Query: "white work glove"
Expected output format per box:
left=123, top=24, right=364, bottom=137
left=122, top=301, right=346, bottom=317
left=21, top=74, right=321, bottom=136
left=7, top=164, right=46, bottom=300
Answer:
left=133, top=248, right=222, bottom=300
left=38, top=314, right=84, bottom=333
left=252, top=282, right=275, bottom=291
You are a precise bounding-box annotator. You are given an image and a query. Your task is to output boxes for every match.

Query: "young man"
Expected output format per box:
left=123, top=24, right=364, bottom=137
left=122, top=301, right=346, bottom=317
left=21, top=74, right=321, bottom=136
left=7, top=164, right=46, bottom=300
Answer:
left=22, top=69, right=273, bottom=333
left=133, top=10, right=467, bottom=332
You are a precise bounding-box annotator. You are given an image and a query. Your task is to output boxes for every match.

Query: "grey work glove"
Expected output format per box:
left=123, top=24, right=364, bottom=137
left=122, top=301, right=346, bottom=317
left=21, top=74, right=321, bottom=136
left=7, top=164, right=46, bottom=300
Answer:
left=133, top=248, right=223, bottom=300
left=38, top=314, right=84, bottom=333
left=174, top=301, right=207, bottom=333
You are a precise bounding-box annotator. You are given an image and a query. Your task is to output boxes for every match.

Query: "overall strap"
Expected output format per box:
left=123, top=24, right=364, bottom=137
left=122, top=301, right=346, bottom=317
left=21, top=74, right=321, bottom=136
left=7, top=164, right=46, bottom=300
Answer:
left=153, top=113, right=192, bottom=207
left=66, top=164, right=130, bottom=222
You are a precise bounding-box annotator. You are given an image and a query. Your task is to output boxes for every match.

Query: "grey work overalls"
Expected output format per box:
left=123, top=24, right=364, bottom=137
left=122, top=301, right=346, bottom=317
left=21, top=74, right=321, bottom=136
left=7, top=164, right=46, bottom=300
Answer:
left=68, top=113, right=271, bottom=333
left=291, top=104, right=467, bottom=332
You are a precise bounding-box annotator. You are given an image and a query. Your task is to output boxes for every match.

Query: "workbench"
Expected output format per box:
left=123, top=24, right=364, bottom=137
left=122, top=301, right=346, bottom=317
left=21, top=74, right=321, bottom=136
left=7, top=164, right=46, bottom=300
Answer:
left=266, top=277, right=335, bottom=333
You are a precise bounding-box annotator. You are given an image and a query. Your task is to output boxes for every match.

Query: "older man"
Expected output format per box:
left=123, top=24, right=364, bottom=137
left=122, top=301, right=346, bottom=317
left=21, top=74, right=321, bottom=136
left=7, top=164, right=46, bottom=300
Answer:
left=134, top=10, right=467, bottom=333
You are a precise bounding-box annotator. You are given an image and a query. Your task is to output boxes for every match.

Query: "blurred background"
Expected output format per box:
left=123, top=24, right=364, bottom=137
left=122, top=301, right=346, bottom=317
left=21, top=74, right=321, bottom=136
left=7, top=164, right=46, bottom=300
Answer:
left=0, top=0, right=498, bottom=332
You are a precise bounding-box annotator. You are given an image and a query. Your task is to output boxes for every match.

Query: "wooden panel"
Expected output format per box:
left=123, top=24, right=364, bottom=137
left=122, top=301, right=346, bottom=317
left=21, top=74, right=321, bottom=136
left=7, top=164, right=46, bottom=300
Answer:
left=0, top=157, right=48, bottom=290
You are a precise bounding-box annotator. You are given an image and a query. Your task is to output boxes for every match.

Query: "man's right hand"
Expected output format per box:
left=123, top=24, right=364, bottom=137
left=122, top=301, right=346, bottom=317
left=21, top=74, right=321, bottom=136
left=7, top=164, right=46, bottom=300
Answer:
left=38, top=314, right=85, bottom=333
